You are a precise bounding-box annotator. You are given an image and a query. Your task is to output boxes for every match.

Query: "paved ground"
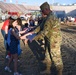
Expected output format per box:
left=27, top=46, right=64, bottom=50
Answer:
left=0, top=23, right=76, bottom=75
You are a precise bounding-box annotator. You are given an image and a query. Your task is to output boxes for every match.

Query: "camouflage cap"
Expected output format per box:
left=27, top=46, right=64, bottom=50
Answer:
left=40, top=2, right=50, bottom=11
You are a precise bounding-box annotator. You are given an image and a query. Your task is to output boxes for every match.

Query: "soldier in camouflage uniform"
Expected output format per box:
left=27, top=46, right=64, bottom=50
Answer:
left=33, top=2, right=63, bottom=75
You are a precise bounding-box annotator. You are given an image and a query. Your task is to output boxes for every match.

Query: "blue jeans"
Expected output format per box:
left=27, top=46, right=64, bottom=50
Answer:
left=1, top=29, right=7, bottom=50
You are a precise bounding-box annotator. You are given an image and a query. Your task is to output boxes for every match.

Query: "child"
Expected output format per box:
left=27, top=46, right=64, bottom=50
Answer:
left=6, top=18, right=22, bottom=59
left=19, top=26, right=37, bottom=44
left=4, top=18, right=22, bottom=75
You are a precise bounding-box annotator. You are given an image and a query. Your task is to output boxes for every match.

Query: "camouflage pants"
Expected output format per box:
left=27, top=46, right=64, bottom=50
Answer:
left=43, top=39, right=63, bottom=75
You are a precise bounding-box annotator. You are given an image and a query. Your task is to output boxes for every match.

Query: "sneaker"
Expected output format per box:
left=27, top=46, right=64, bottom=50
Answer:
left=14, top=72, right=22, bottom=75
left=6, top=55, right=10, bottom=60
left=4, top=66, right=12, bottom=72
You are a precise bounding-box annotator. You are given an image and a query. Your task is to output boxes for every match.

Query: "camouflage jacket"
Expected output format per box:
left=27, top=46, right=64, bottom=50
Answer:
left=33, top=12, right=62, bottom=49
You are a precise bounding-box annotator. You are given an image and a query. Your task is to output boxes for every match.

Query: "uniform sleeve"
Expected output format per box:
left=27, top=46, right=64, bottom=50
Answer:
left=33, top=19, right=50, bottom=40
left=33, top=25, right=40, bottom=33
left=33, top=26, right=41, bottom=40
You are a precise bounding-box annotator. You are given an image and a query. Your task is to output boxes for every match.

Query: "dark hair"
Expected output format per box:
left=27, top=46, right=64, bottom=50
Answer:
left=8, top=18, right=15, bottom=29
left=16, top=18, right=22, bottom=26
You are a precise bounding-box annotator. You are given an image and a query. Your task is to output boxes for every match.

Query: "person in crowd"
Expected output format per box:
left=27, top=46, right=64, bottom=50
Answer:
left=1, top=16, right=11, bottom=49
left=16, top=17, right=23, bottom=30
left=24, top=2, right=63, bottom=75
left=4, top=18, right=23, bottom=75
left=1, top=16, right=15, bottom=59
left=14, top=18, right=23, bottom=55
left=18, top=28, right=33, bottom=44
left=29, top=16, right=35, bottom=27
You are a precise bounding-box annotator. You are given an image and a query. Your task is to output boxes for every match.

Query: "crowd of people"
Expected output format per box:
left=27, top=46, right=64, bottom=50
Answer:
left=1, top=2, right=63, bottom=75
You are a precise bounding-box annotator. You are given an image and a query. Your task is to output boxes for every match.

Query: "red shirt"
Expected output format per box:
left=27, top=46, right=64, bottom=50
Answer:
left=1, top=19, right=9, bottom=31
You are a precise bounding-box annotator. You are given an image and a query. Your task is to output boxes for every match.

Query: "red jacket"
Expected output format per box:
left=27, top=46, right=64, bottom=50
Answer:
left=1, top=19, right=9, bottom=31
